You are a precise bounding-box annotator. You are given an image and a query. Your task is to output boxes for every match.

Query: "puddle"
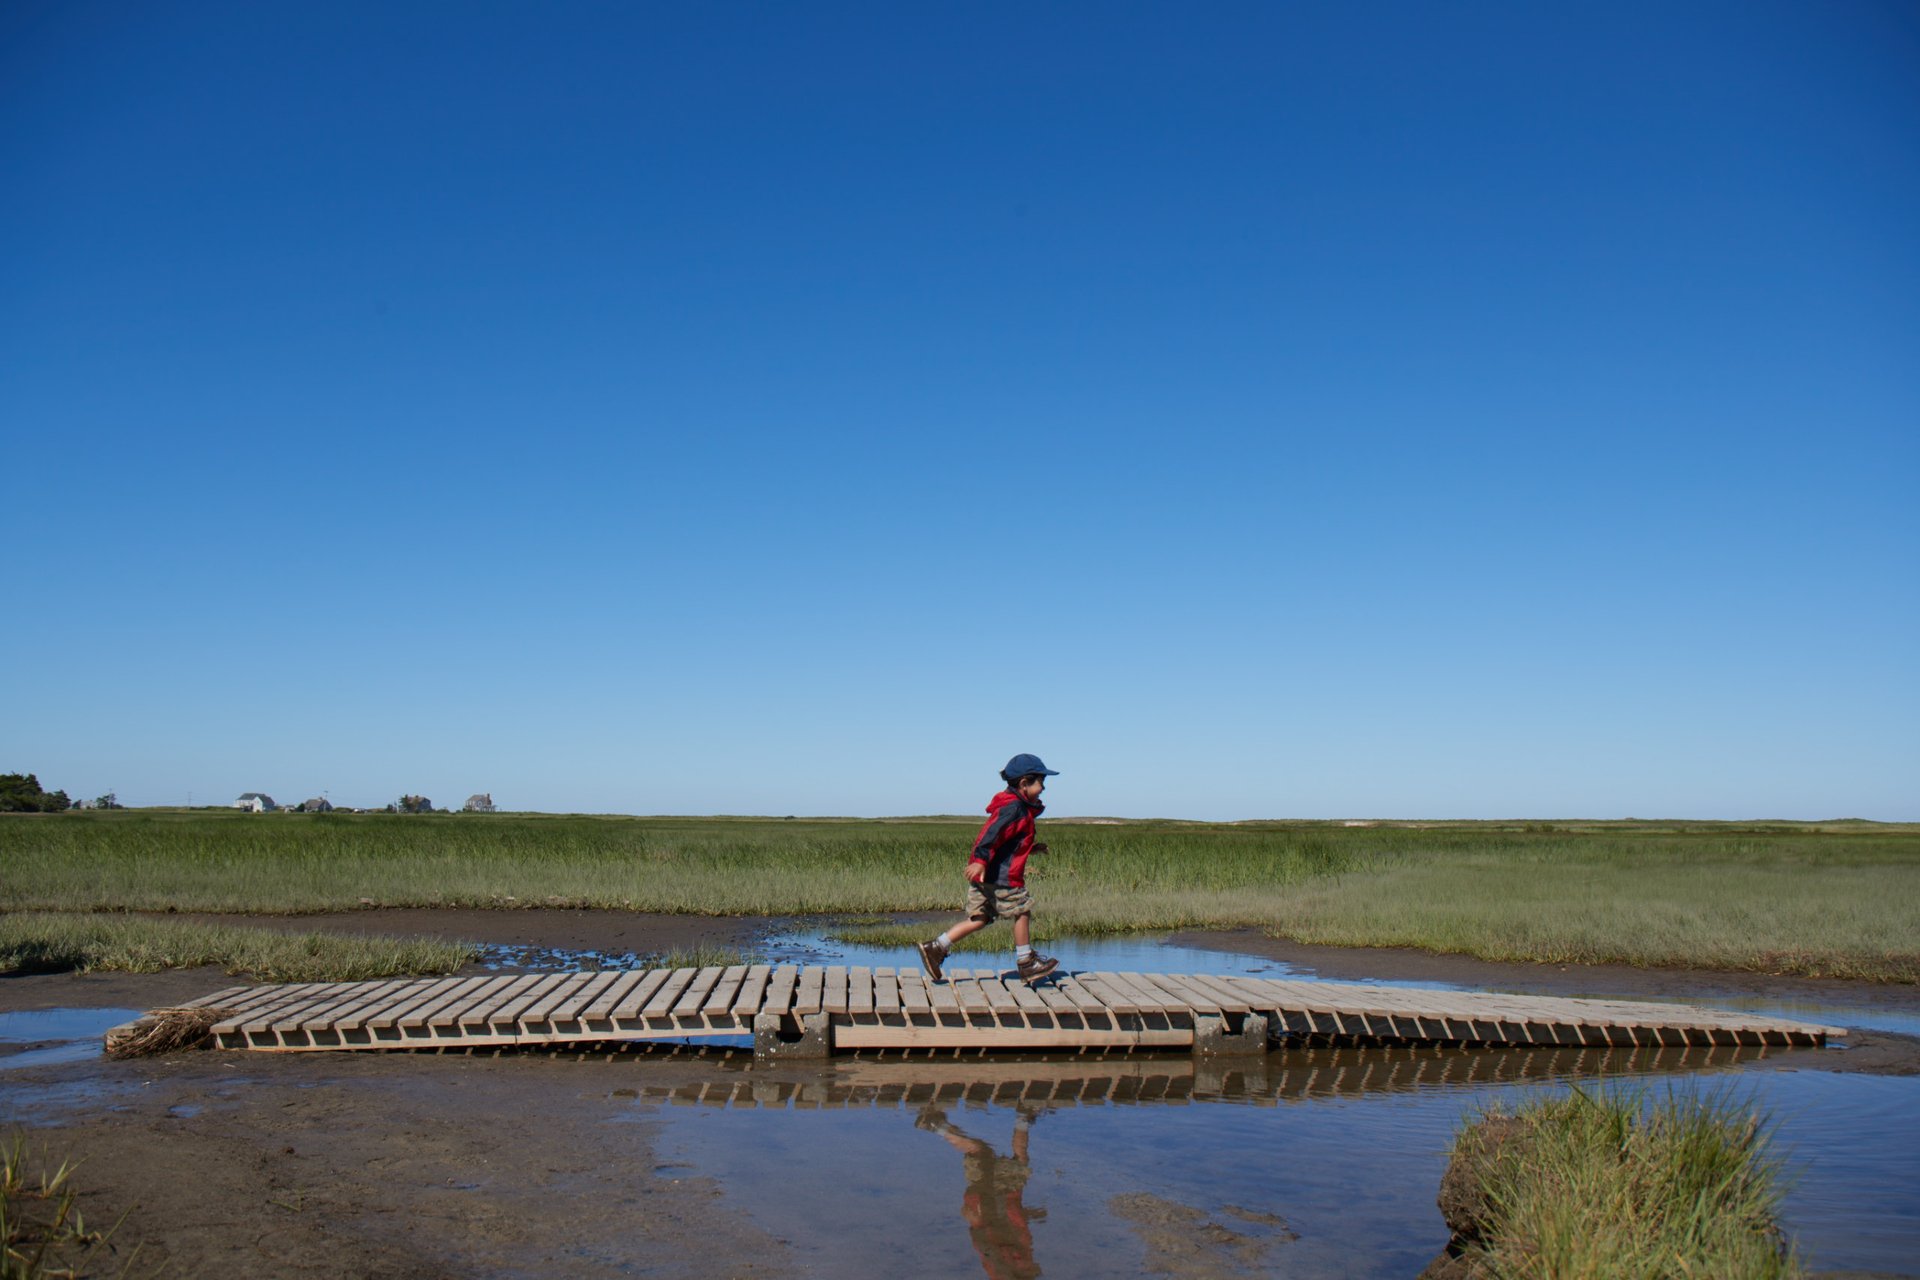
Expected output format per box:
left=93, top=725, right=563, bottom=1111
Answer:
left=595, top=928, right=1914, bottom=1276
left=0, top=1008, right=141, bottom=1071
left=636, top=1048, right=1919, bottom=1278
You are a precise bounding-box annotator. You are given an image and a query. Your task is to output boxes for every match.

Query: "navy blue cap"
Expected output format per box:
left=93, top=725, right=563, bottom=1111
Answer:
left=1001, top=753, right=1060, bottom=781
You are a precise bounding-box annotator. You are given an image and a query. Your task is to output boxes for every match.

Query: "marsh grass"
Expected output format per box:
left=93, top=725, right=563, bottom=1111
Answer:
left=0, top=912, right=476, bottom=982
left=1448, top=1086, right=1799, bottom=1278
left=4, top=811, right=1915, bottom=980
left=1, top=1134, right=120, bottom=1279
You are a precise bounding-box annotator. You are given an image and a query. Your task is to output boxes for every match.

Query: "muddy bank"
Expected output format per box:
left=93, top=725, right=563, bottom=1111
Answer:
left=5, top=1043, right=796, bottom=1279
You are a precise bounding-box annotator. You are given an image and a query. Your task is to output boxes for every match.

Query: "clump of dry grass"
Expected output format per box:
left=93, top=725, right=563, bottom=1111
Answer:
left=103, top=1007, right=238, bottom=1059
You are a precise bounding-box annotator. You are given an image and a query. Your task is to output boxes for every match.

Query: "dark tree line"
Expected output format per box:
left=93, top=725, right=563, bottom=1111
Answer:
left=1, top=773, right=72, bottom=812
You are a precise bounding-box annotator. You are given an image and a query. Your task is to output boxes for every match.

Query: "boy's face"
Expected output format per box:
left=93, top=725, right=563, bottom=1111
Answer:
left=1016, top=776, right=1046, bottom=803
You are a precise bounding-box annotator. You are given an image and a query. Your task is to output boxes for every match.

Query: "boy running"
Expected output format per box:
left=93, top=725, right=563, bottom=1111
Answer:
left=916, top=753, right=1059, bottom=985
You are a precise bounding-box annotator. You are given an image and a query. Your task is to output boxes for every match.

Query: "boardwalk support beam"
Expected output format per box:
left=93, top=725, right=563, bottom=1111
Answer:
left=753, top=1011, right=833, bottom=1060
left=1193, top=1012, right=1270, bottom=1056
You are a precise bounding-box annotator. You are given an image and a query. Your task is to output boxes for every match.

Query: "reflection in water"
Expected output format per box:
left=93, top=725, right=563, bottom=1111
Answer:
left=616, top=1041, right=1772, bottom=1111
left=627, top=1039, right=1916, bottom=1279
left=919, top=1106, right=1043, bottom=1280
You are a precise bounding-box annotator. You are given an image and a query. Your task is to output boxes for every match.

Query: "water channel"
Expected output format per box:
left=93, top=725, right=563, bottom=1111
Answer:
left=6, top=928, right=1916, bottom=1276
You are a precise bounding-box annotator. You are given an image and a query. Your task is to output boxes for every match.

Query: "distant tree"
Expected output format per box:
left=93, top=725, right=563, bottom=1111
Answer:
left=0, top=773, right=72, bottom=813
left=395, top=794, right=434, bottom=814
left=93, top=792, right=122, bottom=810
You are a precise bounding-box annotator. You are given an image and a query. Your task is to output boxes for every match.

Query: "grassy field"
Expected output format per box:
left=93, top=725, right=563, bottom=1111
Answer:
left=0, top=912, right=476, bottom=982
left=1443, top=1086, right=1798, bottom=1277
left=3, top=810, right=1916, bottom=981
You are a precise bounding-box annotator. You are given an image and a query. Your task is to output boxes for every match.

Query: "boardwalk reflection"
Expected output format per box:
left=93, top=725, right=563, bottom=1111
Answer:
left=550, top=1040, right=1774, bottom=1109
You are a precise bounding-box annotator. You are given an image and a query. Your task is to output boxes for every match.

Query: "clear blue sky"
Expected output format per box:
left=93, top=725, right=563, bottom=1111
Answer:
left=4, top=3, right=1915, bottom=819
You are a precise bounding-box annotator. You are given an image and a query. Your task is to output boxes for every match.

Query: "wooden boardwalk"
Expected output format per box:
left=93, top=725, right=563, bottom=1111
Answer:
left=108, top=964, right=1846, bottom=1057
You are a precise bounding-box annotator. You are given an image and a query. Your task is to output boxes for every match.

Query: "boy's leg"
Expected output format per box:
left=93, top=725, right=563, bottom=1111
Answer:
left=917, top=908, right=993, bottom=981
left=1012, top=912, right=1057, bottom=983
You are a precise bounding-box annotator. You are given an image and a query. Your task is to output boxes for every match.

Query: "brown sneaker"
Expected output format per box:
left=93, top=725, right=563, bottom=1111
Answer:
left=1015, top=952, right=1058, bottom=984
left=916, top=940, right=946, bottom=982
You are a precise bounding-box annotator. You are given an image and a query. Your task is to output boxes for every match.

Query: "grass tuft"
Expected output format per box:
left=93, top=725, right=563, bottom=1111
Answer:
left=1443, top=1085, right=1799, bottom=1278
left=2, top=1133, right=122, bottom=1279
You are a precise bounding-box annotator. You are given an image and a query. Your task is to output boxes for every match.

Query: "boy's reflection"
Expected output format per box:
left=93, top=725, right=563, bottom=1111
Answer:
left=916, top=1105, right=1046, bottom=1280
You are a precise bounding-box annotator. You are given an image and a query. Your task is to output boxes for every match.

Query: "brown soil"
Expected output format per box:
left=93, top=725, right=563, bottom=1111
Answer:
left=4, top=911, right=1915, bottom=1276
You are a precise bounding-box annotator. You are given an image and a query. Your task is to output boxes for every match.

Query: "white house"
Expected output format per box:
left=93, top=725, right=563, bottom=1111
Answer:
left=463, top=793, right=496, bottom=813
left=233, top=793, right=277, bottom=812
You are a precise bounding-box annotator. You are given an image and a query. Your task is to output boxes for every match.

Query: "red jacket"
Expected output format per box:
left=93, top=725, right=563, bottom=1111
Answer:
left=970, top=790, right=1043, bottom=889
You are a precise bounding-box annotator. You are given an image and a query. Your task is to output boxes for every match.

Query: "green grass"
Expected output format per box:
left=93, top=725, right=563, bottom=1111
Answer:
left=3, top=810, right=1916, bottom=980
left=0, top=912, right=476, bottom=982
left=1446, top=1086, right=1799, bottom=1278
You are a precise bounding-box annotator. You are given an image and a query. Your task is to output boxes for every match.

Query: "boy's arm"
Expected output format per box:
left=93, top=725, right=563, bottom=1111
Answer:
left=969, top=801, right=1025, bottom=878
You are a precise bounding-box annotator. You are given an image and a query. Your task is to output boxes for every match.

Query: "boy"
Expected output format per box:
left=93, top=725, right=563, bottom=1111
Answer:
left=916, top=753, right=1059, bottom=985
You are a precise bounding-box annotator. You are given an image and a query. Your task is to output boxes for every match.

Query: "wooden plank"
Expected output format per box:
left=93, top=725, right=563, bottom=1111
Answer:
left=221, top=983, right=332, bottom=1033
left=1093, top=971, right=1176, bottom=1015
left=602, top=968, right=675, bottom=1020
left=483, top=973, right=574, bottom=1025
left=761, top=965, right=800, bottom=1015
left=1072, top=973, right=1142, bottom=1016
left=874, top=969, right=901, bottom=1015
left=255, top=990, right=385, bottom=1036
left=515, top=974, right=593, bottom=1024
left=794, top=966, right=825, bottom=1015
left=1052, top=976, right=1117, bottom=1019
left=641, top=968, right=700, bottom=1018
left=848, top=967, right=875, bottom=1015
left=271, top=982, right=391, bottom=1031
left=702, top=966, right=750, bottom=1016
left=980, top=976, right=1022, bottom=1021
left=1181, top=973, right=1255, bottom=1015
left=948, top=971, right=997, bottom=1016
left=363, top=977, right=466, bottom=1030
left=1006, top=979, right=1053, bottom=1023
left=544, top=972, right=625, bottom=1023
left=391, top=976, right=507, bottom=1030
left=328, top=978, right=444, bottom=1031
left=898, top=972, right=931, bottom=1015
left=1132, top=973, right=1218, bottom=1014
left=824, top=966, right=850, bottom=1014
left=669, top=966, right=725, bottom=1017
left=835, top=1024, right=1190, bottom=1050
left=731, top=965, right=773, bottom=1017
left=181, top=985, right=260, bottom=1010
left=441, top=975, right=544, bottom=1027
left=926, top=976, right=962, bottom=1018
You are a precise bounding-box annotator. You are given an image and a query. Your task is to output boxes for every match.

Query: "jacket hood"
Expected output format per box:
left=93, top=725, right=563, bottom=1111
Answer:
left=988, top=788, right=1044, bottom=817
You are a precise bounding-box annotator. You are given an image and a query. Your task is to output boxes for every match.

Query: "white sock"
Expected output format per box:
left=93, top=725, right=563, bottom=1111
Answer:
left=1017, top=945, right=1034, bottom=961
left=933, top=932, right=955, bottom=952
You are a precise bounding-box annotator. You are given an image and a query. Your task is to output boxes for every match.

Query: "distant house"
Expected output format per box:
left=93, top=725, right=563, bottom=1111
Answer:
left=462, top=793, right=496, bottom=813
left=299, top=797, right=333, bottom=813
left=234, top=793, right=278, bottom=812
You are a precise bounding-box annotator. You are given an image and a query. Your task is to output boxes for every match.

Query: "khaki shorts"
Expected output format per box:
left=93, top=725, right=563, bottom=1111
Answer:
left=966, top=881, right=1034, bottom=923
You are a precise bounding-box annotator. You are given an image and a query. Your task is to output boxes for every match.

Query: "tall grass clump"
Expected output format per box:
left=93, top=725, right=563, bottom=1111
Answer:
left=1440, top=1085, right=1799, bottom=1278
left=0, top=912, right=476, bottom=982
left=1, top=1134, right=122, bottom=1279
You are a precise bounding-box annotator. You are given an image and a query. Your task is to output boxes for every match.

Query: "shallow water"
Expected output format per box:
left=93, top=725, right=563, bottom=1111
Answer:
left=611, top=928, right=1918, bottom=1277
left=638, top=1046, right=1917, bottom=1277
left=0, top=1007, right=141, bottom=1071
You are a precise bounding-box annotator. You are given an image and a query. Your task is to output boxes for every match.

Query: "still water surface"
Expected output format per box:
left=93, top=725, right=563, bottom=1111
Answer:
left=622, top=928, right=1919, bottom=1278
